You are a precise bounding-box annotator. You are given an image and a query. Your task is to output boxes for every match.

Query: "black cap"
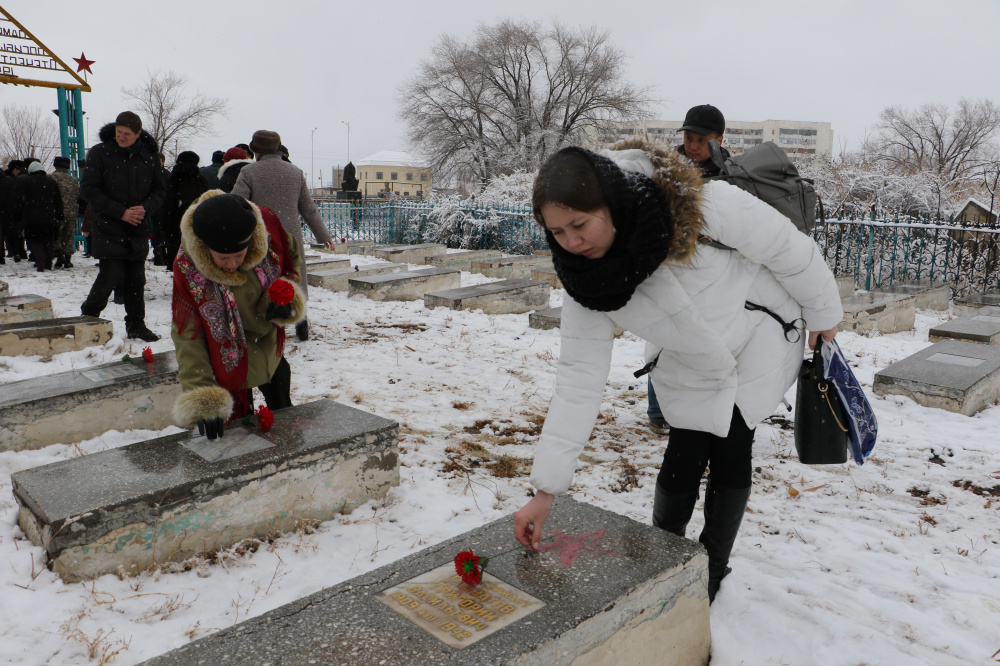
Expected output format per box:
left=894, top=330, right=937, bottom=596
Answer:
left=212, top=150, right=225, bottom=164
left=177, top=150, right=200, bottom=165
left=191, top=194, right=258, bottom=254
left=678, top=104, right=725, bottom=136
left=53, top=156, right=72, bottom=168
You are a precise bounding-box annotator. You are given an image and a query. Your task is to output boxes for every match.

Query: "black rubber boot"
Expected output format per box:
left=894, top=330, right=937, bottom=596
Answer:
left=698, top=484, right=751, bottom=603
left=295, top=319, right=309, bottom=341
left=651, top=486, right=699, bottom=538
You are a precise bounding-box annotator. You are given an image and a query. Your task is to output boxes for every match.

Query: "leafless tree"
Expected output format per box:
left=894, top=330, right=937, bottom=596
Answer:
left=399, top=19, right=654, bottom=184
left=0, top=104, right=61, bottom=166
left=869, top=99, right=1000, bottom=181
left=121, top=69, right=229, bottom=159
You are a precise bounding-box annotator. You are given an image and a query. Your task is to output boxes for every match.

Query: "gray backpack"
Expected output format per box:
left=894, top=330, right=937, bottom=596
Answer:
left=706, top=140, right=821, bottom=234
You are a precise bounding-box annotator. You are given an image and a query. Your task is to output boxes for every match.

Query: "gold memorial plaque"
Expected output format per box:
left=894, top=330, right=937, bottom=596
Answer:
left=375, top=562, right=545, bottom=649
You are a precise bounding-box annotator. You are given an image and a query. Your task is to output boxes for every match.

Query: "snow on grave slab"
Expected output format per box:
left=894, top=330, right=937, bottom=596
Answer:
left=375, top=243, right=447, bottom=265
left=307, top=262, right=404, bottom=292
left=349, top=267, right=460, bottom=302
left=0, top=294, right=54, bottom=324
left=870, top=279, right=952, bottom=311
left=0, top=351, right=181, bottom=452
left=0, top=315, right=113, bottom=358
left=332, top=240, right=375, bottom=255
left=953, top=290, right=1000, bottom=316
left=839, top=292, right=916, bottom=335
left=425, top=249, right=503, bottom=272
left=424, top=279, right=550, bottom=315
left=305, top=256, right=350, bottom=273
left=928, top=306, right=1000, bottom=346
left=531, top=265, right=562, bottom=289
left=873, top=339, right=1000, bottom=415
left=140, top=496, right=709, bottom=666
left=529, top=307, right=625, bottom=337
left=11, top=399, right=399, bottom=582
left=470, top=255, right=553, bottom=279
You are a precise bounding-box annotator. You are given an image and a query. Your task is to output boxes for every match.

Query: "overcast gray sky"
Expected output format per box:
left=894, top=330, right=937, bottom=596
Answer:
left=6, top=0, right=1000, bottom=186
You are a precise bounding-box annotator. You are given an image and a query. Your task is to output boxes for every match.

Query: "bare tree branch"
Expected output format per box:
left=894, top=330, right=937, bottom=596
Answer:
left=0, top=104, right=61, bottom=166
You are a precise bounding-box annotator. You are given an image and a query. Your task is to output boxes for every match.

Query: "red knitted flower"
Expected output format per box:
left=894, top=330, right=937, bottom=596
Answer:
left=340, top=237, right=346, bottom=243
left=454, top=549, right=488, bottom=586
left=268, top=279, right=294, bottom=306
left=256, top=405, right=274, bottom=431
left=142, top=346, right=154, bottom=363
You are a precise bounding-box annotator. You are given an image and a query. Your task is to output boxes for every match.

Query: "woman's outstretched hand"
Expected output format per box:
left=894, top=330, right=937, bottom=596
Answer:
left=514, top=490, right=555, bottom=549
left=808, top=325, right=838, bottom=351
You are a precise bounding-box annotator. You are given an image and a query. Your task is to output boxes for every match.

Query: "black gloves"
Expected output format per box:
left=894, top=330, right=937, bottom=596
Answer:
left=265, top=302, right=293, bottom=321
left=197, top=417, right=225, bottom=440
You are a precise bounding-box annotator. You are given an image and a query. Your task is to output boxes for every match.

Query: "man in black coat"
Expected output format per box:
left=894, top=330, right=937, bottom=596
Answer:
left=0, top=160, right=26, bottom=263
left=199, top=150, right=223, bottom=189
left=80, top=111, right=167, bottom=342
left=18, top=162, right=64, bottom=272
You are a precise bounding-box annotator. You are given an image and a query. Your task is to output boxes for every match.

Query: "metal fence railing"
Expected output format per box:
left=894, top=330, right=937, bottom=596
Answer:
left=303, top=201, right=1000, bottom=298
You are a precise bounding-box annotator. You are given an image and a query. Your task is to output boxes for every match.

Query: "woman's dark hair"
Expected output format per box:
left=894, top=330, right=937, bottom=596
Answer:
left=532, top=148, right=607, bottom=227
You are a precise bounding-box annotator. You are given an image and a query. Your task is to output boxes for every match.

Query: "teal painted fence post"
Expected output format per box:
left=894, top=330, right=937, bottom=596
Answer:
left=865, top=224, right=874, bottom=290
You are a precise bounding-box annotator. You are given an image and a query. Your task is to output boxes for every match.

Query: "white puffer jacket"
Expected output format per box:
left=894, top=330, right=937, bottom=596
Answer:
left=529, top=144, right=843, bottom=496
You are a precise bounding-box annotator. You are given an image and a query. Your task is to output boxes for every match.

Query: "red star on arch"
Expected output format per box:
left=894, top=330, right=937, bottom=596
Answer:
left=73, top=53, right=95, bottom=75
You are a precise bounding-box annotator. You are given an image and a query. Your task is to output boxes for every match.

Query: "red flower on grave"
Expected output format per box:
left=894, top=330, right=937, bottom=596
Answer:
left=268, top=279, right=295, bottom=307
left=454, top=549, right=489, bottom=586
left=341, top=237, right=346, bottom=243
left=256, top=405, right=274, bottom=431
left=142, top=346, right=154, bottom=363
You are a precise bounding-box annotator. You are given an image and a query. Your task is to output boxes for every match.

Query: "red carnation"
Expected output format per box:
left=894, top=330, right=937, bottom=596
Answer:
left=454, top=549, right=488, bottom=586
left=256, top=405, right=274, bottom=431
left=268, top=280, right=294, bottom=307
left=142, top=346, right=154, bottom=363
left=340, top=237, right=346, bottom=243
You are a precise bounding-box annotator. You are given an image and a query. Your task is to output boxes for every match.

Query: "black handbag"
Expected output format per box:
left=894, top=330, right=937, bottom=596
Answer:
left=794, top=342, right=849, bottom=464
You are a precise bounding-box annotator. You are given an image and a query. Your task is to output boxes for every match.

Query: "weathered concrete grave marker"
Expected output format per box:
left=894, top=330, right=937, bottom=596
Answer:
left=141, top=497, right=710, bottom=665
left=349, top=267, right=460, bottom=302
left=836, top=275, right=855, bottom=299
left=0, top=351, right=181, bottom=451
left=954, top=290, right=1000, bottom=316
left=0, top=315, right=113, bottom=358
left=529, top=307, right=626, bottom=337
left=376, top=243, right=447, bottom=265
left=870, top=279, right=951, bottom=311
left=531, top=265, right=562, bottom=289
left=425, top=279, right=550, bottom=315
left=873, top=339, right=1000, bottom=415
left=0, top=294, right=54, bottom=324
left=12, top=399, right=399, bottom=582
left=425, top=249, right=503, bottom=272
left=305, top=256, right=350, bottom=273
left=929, top=306, right=1000, bottom=345
left=839, top=292, right=916, bottom=335
left=308, top=262, right=404, bottom=292
left=0, top=280, right=9, bottom=297
left=470, top=255, right=553, bottom=279
left=332, top=239, right=375, bottom=254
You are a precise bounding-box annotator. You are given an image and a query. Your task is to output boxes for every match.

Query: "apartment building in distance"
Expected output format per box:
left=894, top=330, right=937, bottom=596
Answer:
left=595, top=118, right=834, bottom=162
left=351, top=151, right=432, bottom=197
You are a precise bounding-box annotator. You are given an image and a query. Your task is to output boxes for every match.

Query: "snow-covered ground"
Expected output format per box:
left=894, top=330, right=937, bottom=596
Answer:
left=1, top=254, right=998, bottom=665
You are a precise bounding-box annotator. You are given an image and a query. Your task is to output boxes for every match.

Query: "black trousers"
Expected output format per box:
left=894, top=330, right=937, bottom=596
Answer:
left=27, top=241, right=55, bottom=270
left=656, top=407, right=755, bottom=494
left=234, top=357, right=293, bottom=419
left=81, top=257, right=146, bottom=329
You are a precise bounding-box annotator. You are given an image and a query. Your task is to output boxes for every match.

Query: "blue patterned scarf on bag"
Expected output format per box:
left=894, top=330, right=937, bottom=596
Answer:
left=820, top=340, right=878, bottom=464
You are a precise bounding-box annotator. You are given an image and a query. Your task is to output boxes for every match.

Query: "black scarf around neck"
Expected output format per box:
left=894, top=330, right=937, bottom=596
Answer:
left=546, top=148, right=674, bottom=312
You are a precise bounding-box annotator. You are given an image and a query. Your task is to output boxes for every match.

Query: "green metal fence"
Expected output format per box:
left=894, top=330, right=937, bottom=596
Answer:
left=305, top=200, right=1000, bottom=298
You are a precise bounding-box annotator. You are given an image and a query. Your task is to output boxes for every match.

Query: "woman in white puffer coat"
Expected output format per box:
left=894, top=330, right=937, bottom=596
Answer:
left=514, top=140, right=843, bottom=602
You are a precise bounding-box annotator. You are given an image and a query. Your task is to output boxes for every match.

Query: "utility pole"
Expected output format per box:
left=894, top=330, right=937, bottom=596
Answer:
left=341, top=121, right=350, bottom=162
left=311, top=127, right=318, bottom=191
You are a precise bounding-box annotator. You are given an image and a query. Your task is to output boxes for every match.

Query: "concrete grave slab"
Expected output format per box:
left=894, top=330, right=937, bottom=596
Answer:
left=873, top=339, right=1000, bottom=415
left=332, top=240, right=375, bottom=255
left=0, top=280, right=9, bottom=297
left=141, top=496, right=709, bottom=666
left=305, top=256, right=350, bottom=273
left=376, top=243, right=447, bottom=265
left=470, top=255, right=553, bottom=279
left=349, top=267, right=460, bottom=302
left=362, top=244, right=406, bottom=256
left=532, top=248, right=552, bottom=256
left=871, top=279, right=951, bottom=311
left=839, top=292, right=916, bottom=335
left=531, top=266, right=562, bottom=289
left=425, top=279, right=550, bottom=315
left=0, top=316, right=113, bottom=358
left=529, top=307, right=625, bottom=337
left=953, top=290, right=1000, bottom=316
left=929, top=306, right=1000, bottom=346
left=0, top=294, right=54, bottom=324
left=425, top=250, right=503, bottom=272
left=307, top=262, right=404, bottom=292
left=309, top=243, right=337, bottom=254
left=836, top=275, right=855, bottom=299
left=12, top=399, right=399, bottom=582
left=0, top=351, right=181, bottom=452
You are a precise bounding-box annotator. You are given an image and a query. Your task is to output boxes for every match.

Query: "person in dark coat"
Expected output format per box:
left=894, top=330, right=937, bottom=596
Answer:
left=200, top=150, right=224, bottom=189
left=80, top=111, right=167, bottom=342
left=18, top=162, right=64, bottom=271
left=0, top=160, right=26, bottom=262
left=163, top=151, right=209, bottom=269
left=217, top=146, right=252, bottom=194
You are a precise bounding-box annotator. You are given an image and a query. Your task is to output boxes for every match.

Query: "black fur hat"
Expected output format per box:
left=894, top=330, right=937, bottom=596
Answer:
left=192, top=194, right=258, bottom=254
left=177, top=151, right=200, bottom=166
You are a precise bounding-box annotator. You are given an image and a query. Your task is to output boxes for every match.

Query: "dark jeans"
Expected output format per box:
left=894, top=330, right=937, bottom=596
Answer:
left=647, top=378, right=663, bottom=420
left=4, top=229, right=25, bottom=259
left=81, top=257, right=147, bottom=329
left=656, top=407, right=755, bottom=494
left=27, top=241, right=55, bottom=270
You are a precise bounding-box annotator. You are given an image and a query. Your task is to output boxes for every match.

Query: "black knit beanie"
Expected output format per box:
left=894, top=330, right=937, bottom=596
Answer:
left=115, top=111, right=142, bottom=133
left=192, top=194, right=258, bottom=253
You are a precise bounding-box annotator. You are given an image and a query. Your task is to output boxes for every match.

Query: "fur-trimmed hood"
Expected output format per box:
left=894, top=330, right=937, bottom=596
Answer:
left=179, top=189, right=269, bottom=286
left=606, top=138, right=706, bottom=265
left=218, top=158, right=252, bottom=179
left=96, top=122, right=160, bottom=157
